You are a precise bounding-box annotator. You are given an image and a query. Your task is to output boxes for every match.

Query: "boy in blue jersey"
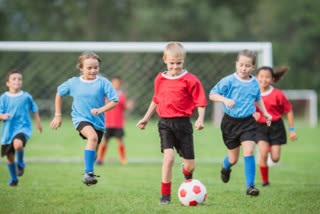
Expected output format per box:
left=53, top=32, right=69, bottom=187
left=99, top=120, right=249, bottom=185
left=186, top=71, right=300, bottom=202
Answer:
left=0, top=70, right=42, bottom=186
left=49, top=52, right=118, bottom=186
left=209, top=49, right=272, bottom=196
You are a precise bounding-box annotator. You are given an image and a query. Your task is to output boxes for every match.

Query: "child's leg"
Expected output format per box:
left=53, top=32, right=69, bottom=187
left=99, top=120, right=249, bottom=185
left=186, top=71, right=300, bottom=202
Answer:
left=13, top=138, right=25, bottom=168
left=225, top=147, right=240, bottom=169
left=97, top=137, right=108, bottom=163
left=161, top=149, right=174, bottom=196
left=116, top=138, right=127, bottom=164
left=270, top=145, right=281, bottom=163
left=258, top=140, right=270, bottom=184
left=81, top=126, right=98, bottom=173
left=182, top=159, right=195, bottom=180
left=7, top=152, right=18, bottom=184
left=242, top=140, right=256, bottom=188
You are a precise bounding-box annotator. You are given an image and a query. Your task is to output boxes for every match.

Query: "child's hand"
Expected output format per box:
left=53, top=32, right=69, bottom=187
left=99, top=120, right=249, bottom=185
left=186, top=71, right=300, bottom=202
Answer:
left=289, top=131, right=297, bottom=141
left=1, top=113, right=10, bottom=120
left=37, top=122, right=43, bottom=133
left=136, top=118, right=148, bottom=130
left=195, top=119, right=204, bottom=130
left=91, top=108, right=102, bottom=115
left=223, top=98, right=235, bottom=109
left=252, top=112, right=260, bottom=121
left=264, top=113, right=272, bottom=126
left=49, top=116, right=62, bottom=130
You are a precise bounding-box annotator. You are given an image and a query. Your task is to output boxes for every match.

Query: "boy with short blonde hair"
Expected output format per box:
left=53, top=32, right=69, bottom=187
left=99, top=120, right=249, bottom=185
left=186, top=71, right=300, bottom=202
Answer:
left=137, top=42, right=207, bottom=204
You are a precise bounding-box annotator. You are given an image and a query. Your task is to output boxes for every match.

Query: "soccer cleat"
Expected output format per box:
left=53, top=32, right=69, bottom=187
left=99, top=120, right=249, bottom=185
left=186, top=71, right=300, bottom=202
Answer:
left=220, top=167, right=231, bottom=183
left=82, top=172, right=99, bottom=186
left=8, top=179, right=18, bottom=187
left=246, top=185, right=260, bottom=196
left=181, top=163, right=192, bottom=180
left=262, top=182, right=270, bottom=187
left=159, top=194, right=171, bottom=205
left=16, top=164, right=25, bottom=176
left=96, top=160, right=103, bottom=165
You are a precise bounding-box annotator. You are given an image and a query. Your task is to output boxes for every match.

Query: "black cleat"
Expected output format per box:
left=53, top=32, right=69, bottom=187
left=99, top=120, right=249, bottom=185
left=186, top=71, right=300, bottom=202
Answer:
left=17, top=164, right=24, bottom=177
left=181, top=163, right=192, bottom=180
left=221, top=167, right=231, bottom=183
left=82, top=172, right=100, bottom=186
left=262, top=182, right=270, bottom=187
left=8, top=179, right=18, bottom=187
left=159, top=194, right=171, bottom=205
left=246, top=185, right=260, bottom=196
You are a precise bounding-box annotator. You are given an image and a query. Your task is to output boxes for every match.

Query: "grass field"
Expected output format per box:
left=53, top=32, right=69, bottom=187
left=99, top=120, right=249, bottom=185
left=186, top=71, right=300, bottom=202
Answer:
left=0, top=118, right=320, bottom=214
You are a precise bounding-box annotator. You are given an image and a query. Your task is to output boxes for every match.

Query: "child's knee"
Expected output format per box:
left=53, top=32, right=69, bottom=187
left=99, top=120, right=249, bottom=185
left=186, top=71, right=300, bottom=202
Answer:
left=164, top=155, right=175, bottom=165
left=13, top=140, right=23, bottom=151
left=229, top=157, right=238, bottom=165
left=184, top=163, right=195, bottom=172
left=271, top=156, right=280, bottom=163
left=6, top=153, right=15, bottom=163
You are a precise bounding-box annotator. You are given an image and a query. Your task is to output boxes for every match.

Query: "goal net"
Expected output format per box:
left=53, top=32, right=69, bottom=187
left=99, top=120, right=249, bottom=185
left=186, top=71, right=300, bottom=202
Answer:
left=0, top=41, right=273, bottom=120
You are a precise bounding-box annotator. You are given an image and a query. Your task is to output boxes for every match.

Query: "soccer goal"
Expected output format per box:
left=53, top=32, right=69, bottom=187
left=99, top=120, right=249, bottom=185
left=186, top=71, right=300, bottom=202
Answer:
left=0, top=41, right=273, bottom=119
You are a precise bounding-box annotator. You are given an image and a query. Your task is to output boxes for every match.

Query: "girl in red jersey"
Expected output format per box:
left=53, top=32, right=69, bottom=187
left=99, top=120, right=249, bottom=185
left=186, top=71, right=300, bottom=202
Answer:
left=254, top=66, right=297, bottom=187
left=136, top=42, right=207, bottom=205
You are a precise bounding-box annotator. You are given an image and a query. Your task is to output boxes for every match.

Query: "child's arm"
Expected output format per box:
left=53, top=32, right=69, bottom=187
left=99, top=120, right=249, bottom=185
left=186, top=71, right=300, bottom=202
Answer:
left=91, top=101, right=118, bottom=115
left=33, top=112, right=43, bottom=132
left=136, top=101, right=157, bottom=130
left=254, top=99, right=272, bottom=126
left=49, top=93, right=63, bottom=130
left=0, top=113, right=10, bottom=120
left=209, top=93, right=235, bottom=109
left=195, top=106, right=205, bottom=130
left=287, top=110, right=297, bottom=141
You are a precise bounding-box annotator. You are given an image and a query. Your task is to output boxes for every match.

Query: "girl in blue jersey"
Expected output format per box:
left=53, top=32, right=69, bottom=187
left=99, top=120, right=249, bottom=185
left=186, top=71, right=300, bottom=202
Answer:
left=209, top=49, right=272, bottom=196
left=0, top=70, right=42, bottom=186
left=49, top=52, right=118, bottom=186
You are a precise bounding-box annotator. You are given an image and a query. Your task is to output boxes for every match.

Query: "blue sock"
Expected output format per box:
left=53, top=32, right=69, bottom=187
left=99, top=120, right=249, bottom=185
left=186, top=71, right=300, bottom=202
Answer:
left=223, top=156, right=233, bottom=169
left=244, top=155, right=256, bottom=188
left=7, top=162, right=18, bottom=182
left=17, top=150, right=25, bottom=168
left=84, top=150, right=96, bottom=173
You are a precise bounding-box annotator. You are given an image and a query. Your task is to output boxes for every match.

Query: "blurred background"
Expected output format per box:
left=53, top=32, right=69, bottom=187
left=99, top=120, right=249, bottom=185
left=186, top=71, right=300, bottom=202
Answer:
left=0, top=0, right=319, bottom=121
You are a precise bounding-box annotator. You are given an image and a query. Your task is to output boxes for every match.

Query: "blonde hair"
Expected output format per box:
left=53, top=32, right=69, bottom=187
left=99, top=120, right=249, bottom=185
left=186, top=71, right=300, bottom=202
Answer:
left=237, top=49, right=256, bottom=66
left=163, top=42, right=186, bottom=59
left=76, top=51, right=101, bottom=69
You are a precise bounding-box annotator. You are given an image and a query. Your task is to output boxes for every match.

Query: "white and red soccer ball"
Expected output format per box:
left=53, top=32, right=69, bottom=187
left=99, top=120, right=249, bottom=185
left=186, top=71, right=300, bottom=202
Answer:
left=178, top=179, right=207, bottom=206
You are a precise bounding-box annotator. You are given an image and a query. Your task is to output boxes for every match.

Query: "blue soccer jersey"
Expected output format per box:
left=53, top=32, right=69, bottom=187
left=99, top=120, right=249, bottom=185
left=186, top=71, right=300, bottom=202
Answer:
left=0, top=91, right=39, bottom=145
left=210, top=73, right=261, bottom=118
left=57, top=76, right=119, bottom=132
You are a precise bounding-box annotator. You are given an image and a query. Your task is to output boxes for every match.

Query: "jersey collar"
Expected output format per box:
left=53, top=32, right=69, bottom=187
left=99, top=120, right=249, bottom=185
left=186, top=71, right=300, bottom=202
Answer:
left=261, top=86, right=274, bottom=96
left=80, top=75, right=99, bottom=83
left=162, top=70, right=188, bottom=79
left=234, top=72, right=254, bottom=83
left=5, top=91, right=23, bottom=97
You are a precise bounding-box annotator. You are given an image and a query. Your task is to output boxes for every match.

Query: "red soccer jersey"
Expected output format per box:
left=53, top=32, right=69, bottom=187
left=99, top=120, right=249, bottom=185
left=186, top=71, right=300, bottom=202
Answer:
left=105, top=90, right=126, bottom=128
left=256, top=86, right=292, bottom=123
left=152, top=71, right=207, bottom=118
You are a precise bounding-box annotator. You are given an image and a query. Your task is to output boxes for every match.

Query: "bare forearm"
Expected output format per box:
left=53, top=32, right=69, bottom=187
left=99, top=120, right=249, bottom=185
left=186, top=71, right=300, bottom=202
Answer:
left=100, top=101, right=118, bottom=113
left=55, top=93, right=63, bottom=114
left=287, top=110, right=295, bottom=128
left=209, top=93, right=226, bottom=103
left=34, top=112, right=41, bottom=124
left=197, top=106, right=205, bottom=121
left=143, top=101, right=157, bottom=121
left=255, top=100, right=268, bottom=116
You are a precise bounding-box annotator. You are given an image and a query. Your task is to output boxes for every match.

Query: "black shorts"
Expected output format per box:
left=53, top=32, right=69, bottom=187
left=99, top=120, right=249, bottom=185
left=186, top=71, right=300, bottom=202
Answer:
left=256, top=118, right=287, bottom=145
left=76, top=121, right=104, bottom=144
left=221, top=114, right=257, bottom=150
left=105, top=128, right=124, bottom=139
left=1, top=133, right=27, bottom=157
left=158, top=117, right=194, bottom=159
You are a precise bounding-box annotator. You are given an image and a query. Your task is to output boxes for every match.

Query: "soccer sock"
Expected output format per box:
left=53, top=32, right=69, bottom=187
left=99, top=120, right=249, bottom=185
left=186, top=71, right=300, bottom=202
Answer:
left=98, top=145, right=106, bottom=162
left=244, top=155, right=256, bottom=188
left=223, top=155, right=233, bottom=169
left=118, top=144, right=126, bottom=160
left=161, top=182, right=172, bottom=196
left=84, top=150, right=96, bottom=173
left=260, top=166, right=269, bottom=183
left=17, top=150, right=25, bottom=168
left=183, top=168, right=192, bottom=176
left=7, top=162, right=18, bottom=181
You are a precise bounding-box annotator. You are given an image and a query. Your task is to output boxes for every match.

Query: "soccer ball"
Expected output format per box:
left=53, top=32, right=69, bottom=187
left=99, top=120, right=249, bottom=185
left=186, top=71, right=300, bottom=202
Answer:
left=178, top=179, right=207, bottom=206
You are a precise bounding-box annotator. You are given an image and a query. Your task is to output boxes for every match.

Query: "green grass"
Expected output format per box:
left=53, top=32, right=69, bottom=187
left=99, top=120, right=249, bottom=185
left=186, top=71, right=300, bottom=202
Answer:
left=0, top=118, right=320, bottom=214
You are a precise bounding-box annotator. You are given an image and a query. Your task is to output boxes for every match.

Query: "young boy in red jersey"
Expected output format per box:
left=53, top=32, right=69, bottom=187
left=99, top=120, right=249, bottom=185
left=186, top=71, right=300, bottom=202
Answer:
left=97, top=76, right=134, bottom=165
left=136, top=42, right=207, bottom=205
left=254, top=66, right=297, bottom=187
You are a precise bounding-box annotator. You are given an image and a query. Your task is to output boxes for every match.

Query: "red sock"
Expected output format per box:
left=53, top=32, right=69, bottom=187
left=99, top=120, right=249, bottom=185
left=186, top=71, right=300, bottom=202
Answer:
left=98, top=144, right=106, bottom=162
left=161, top=182, right=171, bottom=195
left=118, top=144, right=126, bottom=160
left=183, top=168, right=192, bottom=176
left=260, top=166, right=269, bottom=183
